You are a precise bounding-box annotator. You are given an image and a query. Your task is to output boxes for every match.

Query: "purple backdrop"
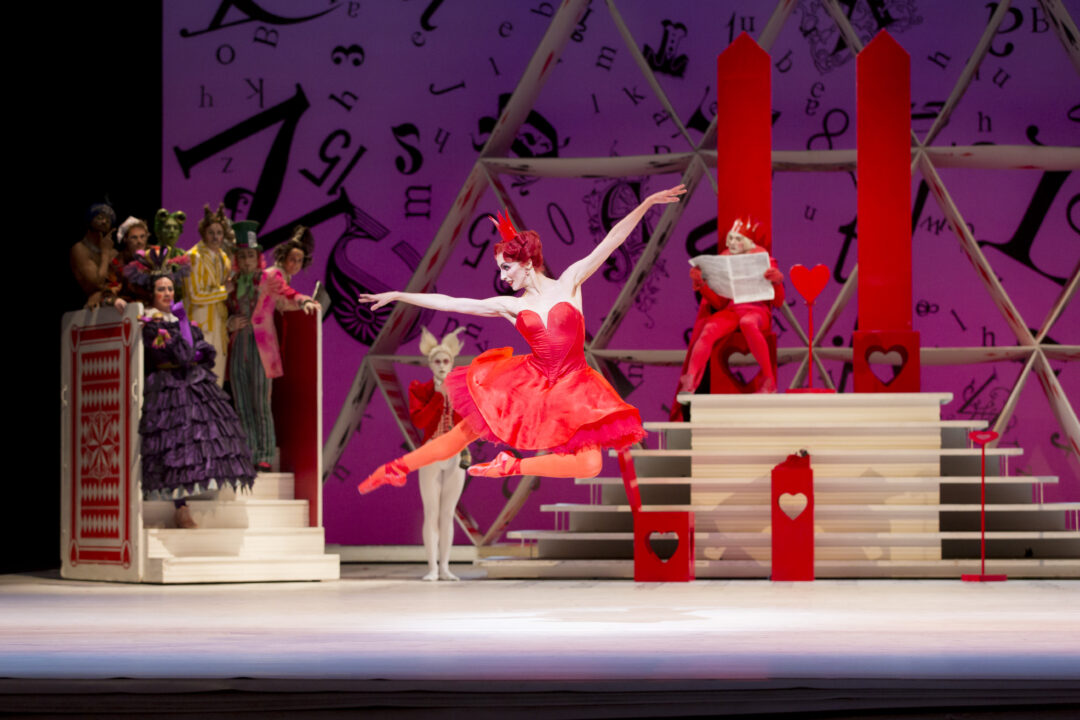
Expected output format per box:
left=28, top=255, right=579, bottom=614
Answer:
left=162, top=1, right=1079, bottom=546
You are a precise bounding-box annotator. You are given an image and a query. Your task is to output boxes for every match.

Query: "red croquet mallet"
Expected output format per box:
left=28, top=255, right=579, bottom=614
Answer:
left=962, top=429, right=1007, bottom=582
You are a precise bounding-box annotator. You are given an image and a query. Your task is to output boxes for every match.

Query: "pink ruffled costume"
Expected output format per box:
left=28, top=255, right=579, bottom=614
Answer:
left=249, top=267, right=305, bottom=379
left=445, top=301, right=645, bottom=454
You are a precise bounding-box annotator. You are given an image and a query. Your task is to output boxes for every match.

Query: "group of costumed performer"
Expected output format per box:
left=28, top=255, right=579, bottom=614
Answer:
left=124, top=247, right=255, bottom=529
left=410, top=326, right=470, bottom=581
left=670, top=217, right=784, bottom=419
left=356, top=183, right=686, bottom=493
left=70, top=202, right=183, bottom=312
left=226, top=222, right=320, bottom=471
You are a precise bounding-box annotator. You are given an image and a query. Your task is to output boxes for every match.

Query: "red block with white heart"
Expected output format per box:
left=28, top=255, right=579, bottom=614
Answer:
left=771, top=451, right=814, bottom=582
left=619, top=449, right=695, bottom=582
left=853, top=330, right=921, bottom=392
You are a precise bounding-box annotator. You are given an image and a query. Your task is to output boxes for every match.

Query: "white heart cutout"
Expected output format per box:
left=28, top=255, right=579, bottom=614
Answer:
left=779, top=492, right=808, bottom=520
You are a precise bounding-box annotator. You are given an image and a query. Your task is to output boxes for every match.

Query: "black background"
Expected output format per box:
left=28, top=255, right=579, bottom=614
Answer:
left=9, top=2, right=162, bottom=574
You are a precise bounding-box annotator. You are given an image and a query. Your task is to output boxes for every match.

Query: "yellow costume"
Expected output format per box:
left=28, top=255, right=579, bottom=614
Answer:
left=184, top=241, right=231, bottom=385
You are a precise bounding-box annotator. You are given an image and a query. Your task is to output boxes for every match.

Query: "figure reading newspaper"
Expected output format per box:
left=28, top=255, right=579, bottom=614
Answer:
left=673, top=218, right=785, bottom=411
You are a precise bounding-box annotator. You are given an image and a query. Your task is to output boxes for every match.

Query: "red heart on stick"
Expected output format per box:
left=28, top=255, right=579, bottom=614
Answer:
left=969, top=430, right=999, bottom=446
left=790, top=264, right=829, bottom=304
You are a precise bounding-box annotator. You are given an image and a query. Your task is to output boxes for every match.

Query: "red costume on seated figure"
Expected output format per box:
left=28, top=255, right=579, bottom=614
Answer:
left=671, top=218, right=784, bottom=420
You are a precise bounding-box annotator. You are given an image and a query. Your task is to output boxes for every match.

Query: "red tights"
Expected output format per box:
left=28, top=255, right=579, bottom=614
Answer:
left=376, top=421, right=603, bottom=480
left=682, top=308, right=774, bottom=391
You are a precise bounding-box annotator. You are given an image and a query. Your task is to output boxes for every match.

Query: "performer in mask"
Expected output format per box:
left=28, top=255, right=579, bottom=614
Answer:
left=410, top=326, right=469, bottom=581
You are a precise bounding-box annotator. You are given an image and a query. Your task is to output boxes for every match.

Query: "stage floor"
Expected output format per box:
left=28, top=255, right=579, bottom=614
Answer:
left=2, top=565, right=1079, bottom=716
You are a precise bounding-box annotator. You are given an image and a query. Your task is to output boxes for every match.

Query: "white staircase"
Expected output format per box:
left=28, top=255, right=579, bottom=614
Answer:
left=480, top=393, right=1080, bottom=579
left=141, top=472, right=340, bottom=583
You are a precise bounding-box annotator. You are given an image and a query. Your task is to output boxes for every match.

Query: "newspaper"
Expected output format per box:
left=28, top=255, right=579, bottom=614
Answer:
left=689, top=253, right=774, bottom=304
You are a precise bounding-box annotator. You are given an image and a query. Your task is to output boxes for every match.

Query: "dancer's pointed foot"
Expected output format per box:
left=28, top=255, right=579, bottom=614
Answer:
left=758, top=377, right=777, bottom=394
left=439, top=565, right=460, bottom=581
left=468, top=451, right=522, bottom=477
left=357, top=459, right=409, bottom=495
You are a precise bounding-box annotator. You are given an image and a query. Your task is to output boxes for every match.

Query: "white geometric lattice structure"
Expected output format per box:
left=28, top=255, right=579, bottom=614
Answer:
left=324, top=0, right=1080, bottom=533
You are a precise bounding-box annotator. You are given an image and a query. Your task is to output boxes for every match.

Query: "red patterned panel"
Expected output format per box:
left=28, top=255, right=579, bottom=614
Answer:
left=70, top=324, right=132, bottom=568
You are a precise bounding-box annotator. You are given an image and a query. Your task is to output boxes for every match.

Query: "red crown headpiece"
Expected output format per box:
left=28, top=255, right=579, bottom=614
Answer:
left=489, top=210, right=518, bottom=241
left=729, top=217, right=767, bottom=250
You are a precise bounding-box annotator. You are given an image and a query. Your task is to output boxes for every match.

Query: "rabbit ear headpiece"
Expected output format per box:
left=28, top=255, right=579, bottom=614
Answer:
left=419, top=326, right=467, bottom=359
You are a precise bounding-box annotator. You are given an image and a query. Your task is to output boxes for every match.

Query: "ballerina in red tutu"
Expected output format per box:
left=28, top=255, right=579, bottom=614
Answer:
left=357, top=183, right=686, bottom=492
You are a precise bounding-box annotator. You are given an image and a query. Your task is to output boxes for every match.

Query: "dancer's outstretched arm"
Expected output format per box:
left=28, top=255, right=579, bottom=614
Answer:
left=359, top=290, right=517, bottom=321
left=562, top=184, right=686, bottom=290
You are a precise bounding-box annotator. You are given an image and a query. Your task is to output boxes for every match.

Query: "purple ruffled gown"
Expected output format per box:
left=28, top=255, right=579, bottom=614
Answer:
left=139, top=313, right=255, bottom=500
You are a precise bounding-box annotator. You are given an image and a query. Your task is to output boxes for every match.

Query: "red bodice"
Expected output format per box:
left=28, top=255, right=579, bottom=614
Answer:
left=445, top=302, right=645, bottom=454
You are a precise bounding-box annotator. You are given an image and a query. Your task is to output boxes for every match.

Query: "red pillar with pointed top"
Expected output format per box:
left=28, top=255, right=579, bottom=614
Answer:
left=854, top=30, right=921, bottom=392
left=716, top=32, right=771, bottom=239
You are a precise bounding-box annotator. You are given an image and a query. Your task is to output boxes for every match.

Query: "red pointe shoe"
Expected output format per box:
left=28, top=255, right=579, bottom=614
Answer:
left=358, top=459, right=410, bottom=495
left=468, top=451, right=522, bottom=477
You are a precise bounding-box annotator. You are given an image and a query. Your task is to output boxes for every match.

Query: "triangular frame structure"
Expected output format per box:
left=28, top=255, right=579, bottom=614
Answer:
left=325, top=0, right=1080, bottom=546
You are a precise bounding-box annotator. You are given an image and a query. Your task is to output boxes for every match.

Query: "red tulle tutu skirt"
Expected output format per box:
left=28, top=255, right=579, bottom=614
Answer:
left=445, top=347, right=645, bottom=455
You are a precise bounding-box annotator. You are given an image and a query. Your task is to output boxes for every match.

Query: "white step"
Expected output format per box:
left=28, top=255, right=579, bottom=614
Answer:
left=143, top=498, right=310, bottom=529
left=540, top=502, right=1080, bottom=513
left=476, top=557, right=1080, bottom=579
left=620, top=448, right=1025, bottom=460
left=144, top=527, right=326, bottom=558
left=645, top=420, right=989, bottom=430
left=679, top=392, right=954, bottom=418
left=507, top=530, right=1080, bottom=544
left=577, top=475, right=1060, bottom=486
left=248, top=472, right=296, bottom=500
left=144, top=554, right=340, bottom=583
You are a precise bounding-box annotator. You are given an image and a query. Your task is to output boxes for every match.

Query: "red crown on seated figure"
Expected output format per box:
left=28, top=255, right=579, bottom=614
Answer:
left=489, top=210, right=518, bottom=241
left=730, top=217, right=768, bottom=251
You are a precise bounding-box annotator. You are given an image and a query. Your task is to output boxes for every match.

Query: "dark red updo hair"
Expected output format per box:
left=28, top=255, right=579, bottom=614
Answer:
left=493, top=230, right=544, bottom=271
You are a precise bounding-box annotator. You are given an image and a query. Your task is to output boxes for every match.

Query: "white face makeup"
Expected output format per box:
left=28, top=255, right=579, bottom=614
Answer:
left=203, top=222, right=226, bottom=251
left=152, top=277, right=175, bottom=313
left=496, top=252, right=530, bottom=292
left=427, top=350, right=453, bottom=384
left=725, top=230, right=756, bottom=255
